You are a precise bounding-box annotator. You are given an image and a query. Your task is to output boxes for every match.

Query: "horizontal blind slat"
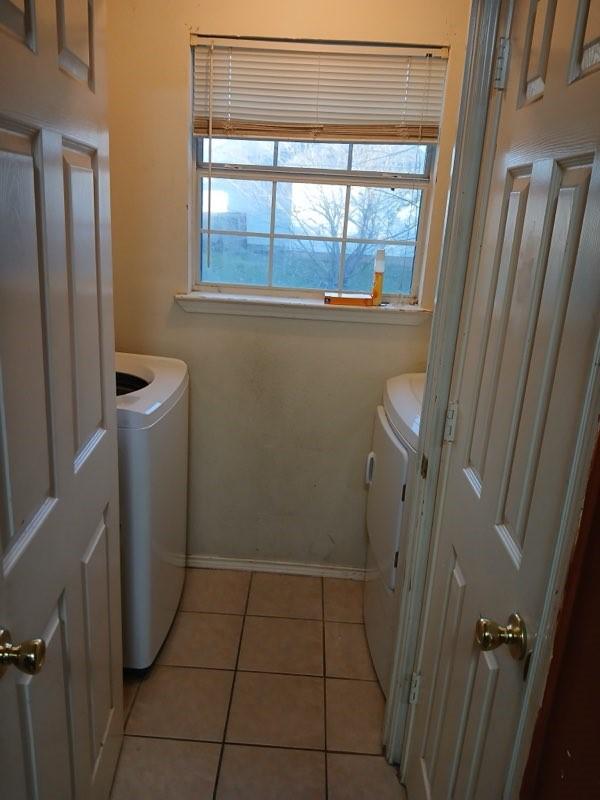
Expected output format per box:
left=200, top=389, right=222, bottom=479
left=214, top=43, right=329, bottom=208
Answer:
left=193, top=42, right=447, bottom=142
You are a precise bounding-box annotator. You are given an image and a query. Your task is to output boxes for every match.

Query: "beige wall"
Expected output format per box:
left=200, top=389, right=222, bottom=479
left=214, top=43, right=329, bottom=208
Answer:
left=107, top=0, right=469, bottom=570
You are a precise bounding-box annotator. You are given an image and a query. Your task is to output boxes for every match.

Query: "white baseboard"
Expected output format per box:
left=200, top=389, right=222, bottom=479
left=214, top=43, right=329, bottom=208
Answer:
left=186, top=553, right=366, bottom=581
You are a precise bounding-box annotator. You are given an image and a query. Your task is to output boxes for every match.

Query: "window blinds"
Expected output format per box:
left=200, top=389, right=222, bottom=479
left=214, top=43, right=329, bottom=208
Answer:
left=192, top=39, right=448, bottom=143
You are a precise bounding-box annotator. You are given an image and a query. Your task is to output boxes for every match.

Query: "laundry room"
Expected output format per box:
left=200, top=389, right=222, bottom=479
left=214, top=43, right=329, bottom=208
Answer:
left=2, top=0, right=600, bottom=798
left=107, top=1, right=468, bottom=793
left=108, top=0, right=468, bottom=796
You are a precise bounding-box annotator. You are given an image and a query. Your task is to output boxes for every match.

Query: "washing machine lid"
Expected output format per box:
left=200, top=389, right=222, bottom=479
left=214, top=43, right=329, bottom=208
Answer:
left=115, top=352, right=188, bottom=429
left=383, top=372, right=426, bottom=450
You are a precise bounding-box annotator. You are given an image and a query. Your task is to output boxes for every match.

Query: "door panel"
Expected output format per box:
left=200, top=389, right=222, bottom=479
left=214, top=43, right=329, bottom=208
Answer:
left=503, top=163, right=591, bottom=547
left=0, top=127, right=53, bottom=547
left=468, top=170, right=531, bottom=486
left=569, top=0, right=600, bottom=80
left=0, top=0, right=35, bottom=48
left=57, top=0, right=93, bottom=84
left=452, top=649, right=500, bottom=799
left=520, top=0, right=557, bottom=104
left=406, top=1, right=600, bottom=796
left=19, top=603, right=75, bottom=800
left=0, top=1, right=121, bottom=798
left=81, top=516, right=114, bottom=772
left=420, top=553, right=466, bottom=792
left=63, top=145, right=104, bottom=457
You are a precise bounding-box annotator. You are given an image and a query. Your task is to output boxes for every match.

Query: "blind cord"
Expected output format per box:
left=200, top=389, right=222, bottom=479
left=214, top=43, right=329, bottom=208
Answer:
left=206, top=42, right=214, bottom=272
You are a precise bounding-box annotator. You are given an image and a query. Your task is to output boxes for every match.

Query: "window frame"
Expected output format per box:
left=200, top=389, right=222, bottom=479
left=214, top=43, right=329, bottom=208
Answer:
left=193, top=138, right=435, bottom=302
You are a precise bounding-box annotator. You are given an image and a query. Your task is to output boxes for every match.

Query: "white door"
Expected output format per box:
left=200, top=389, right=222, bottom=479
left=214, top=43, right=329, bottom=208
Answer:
left=0, top=2, right=122, bottom=798
left=405, top=0, right=600, bottom=797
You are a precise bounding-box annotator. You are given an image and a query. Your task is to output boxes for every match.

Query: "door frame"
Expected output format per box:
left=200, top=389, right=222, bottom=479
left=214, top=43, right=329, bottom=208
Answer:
left=383, top=0, right=600, bottom=795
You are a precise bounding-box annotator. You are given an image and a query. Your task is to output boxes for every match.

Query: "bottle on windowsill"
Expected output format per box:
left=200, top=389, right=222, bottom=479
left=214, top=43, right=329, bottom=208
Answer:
left=371, top=249, right=385, bottom=306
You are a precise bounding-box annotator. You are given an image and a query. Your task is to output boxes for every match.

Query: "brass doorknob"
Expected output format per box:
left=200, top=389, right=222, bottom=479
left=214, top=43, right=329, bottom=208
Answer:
left=0, top=628, right=46, bottom=678
left=475, top=612, right=527, bottom=661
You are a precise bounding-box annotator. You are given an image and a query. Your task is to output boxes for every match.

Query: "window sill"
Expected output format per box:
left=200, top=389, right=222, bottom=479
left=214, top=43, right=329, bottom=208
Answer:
left=175, top=289, right=432, bottom=325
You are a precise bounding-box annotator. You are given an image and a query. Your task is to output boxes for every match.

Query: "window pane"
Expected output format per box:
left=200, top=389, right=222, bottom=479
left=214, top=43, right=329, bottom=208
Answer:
left=275, top=182, right=346, bottom=238
left=202, top=138, right=274, bottom=166
left=347, top=186, right=421, bottom=241
left=201, top=233, right=269, bottom=285
left=272, top=238, right=341, bottom=289
left=351, top=144, right=428, bottom=175
left=343, top=243, right=415, bottom=295
left=202, top=178, right=272, bottom=233
left=277, top=141, right=349, bottom=170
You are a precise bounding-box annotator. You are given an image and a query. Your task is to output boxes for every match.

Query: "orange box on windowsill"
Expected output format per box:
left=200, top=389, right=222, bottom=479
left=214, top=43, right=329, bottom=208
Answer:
left=324, top=291, right=374, bottom=307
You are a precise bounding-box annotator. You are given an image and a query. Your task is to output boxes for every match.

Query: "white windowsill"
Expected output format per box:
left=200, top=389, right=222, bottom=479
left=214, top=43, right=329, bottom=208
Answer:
left=175, top=289, right=432, bottom=325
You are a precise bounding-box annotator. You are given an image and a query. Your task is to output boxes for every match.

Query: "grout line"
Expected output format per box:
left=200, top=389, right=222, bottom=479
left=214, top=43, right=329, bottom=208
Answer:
left=322, top=576, right=329, bottom=800
left=124, top=732, right=223, bottom=746
left=122, top=676, right=142, bottom=728
left=150, top=660, right=378, bottom=684
left=236, top=666, right=325, bottom=678
left=211, top=570, right=253, bottom=799
left=219, top=740, right=387, bottom=760
left=154, top=661, right=378, bottom=682
left=174, top=609, right=364, bottom=625
left=156, top=664, right=378, bottom=683
left=245, top=612, right=324, bottom=622
left=241, top=611, right=324, bottom=622
left=174, top=609, right=246, bottom=618
left=180, top=609, right=324, bottom=622
left=109, top=716, right=133, bottom=796
left=149, top=664, right=235, bottom=674
left=123, top=731, right=384, bottom=758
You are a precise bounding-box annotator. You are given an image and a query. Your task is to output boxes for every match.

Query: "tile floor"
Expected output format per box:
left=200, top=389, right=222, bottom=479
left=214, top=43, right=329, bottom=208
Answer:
left=112, top=569, right=406, bottom=800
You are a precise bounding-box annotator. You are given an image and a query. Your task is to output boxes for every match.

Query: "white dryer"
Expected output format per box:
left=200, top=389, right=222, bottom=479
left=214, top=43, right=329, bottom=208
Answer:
left=364, top=372, right=425, bottom=696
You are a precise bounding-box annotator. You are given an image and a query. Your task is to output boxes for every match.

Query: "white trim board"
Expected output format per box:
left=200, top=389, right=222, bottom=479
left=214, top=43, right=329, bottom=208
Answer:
left=175, top=292, right=431, bottom=326
left=186, top=554, right=366, bottom=581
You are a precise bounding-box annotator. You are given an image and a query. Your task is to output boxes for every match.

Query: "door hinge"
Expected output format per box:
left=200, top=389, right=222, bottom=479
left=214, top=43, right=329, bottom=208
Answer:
left=420, top=454, right=428, bottom=479
left=394, top=551, right=399, bottom=569
left=401, top=483, right=406, bottom=502
left=409, top=672, right=421, bottom=705
left=444, top=401, right=458, bottom=443
left=494, top=36, right=510, bottom=90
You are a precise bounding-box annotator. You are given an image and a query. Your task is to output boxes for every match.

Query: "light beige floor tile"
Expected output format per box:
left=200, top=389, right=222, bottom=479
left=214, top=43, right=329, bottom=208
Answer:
left=180, top=569, right=250, bottom=614
left=126, top=666, right=233, bottom=741
left=216, top=745, right=326, bottom=799
left=323, top=578, right=364, bottom=623
left=227, top=672, right=325, bottom=749
left=122, top=672, right=141, bottom=720
left=325, top=622, right=377, bottom=680
left=239, top=616, right=323, bottom=676
left=158, top=612, right=243, bottom=669
left=111, top=736, right=220, bottom=800
left=327, top=754, right=405, bottom=800
left=326, top=678, right=384, bottom=754
left=247, top=573, right=322, bottom=619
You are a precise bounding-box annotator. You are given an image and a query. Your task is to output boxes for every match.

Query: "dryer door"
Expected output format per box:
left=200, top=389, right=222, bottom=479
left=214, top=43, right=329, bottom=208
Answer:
left=366, top=405, right=409, bottom=590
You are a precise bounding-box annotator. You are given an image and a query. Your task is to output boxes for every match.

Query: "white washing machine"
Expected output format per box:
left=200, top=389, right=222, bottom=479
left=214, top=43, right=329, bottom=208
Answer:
left=116, top=352, right=189, bottom=669
left=364, top=372, right=425, bottom=696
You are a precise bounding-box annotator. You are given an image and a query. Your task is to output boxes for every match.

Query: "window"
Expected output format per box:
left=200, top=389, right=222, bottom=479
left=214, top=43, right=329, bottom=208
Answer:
left=192, top=39, right=448, bottom=300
